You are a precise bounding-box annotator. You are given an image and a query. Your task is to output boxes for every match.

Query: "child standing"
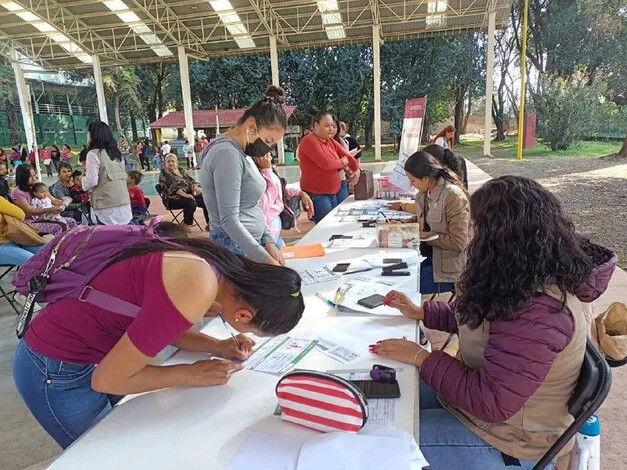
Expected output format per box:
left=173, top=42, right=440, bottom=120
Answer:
left=30, top=182, right=69, bottom=229
left=127, top=170, right=149, bottom=221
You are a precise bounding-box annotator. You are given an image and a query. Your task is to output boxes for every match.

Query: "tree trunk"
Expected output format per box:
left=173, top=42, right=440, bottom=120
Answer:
left=617, top=134, right=627, bottom=158
left=462, top=94, right=472, bottom=134
left=492, top=97, right=506, bottom=141
left=421, top=118, right=431, bottom=144
left=453, top=91, right=465, bottom=145
left=114, top=94, right=125, bottom=138
left=129, top=109, right=139, bottom=142
left=364, top=120, right=373, bottom=150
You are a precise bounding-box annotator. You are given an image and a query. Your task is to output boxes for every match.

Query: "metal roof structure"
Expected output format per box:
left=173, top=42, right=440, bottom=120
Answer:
left=0, top=0, right=511, bottom=71
left=150, top=105, right=297, bottom=128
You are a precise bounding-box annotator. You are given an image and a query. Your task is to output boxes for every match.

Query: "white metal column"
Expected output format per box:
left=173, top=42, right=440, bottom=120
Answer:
left=373, top=25, right=382, bottom=161
left=92, top=55, right=108, bottom=125
left=483, top=10, right=496, bottom=157
left=178, top=45, right=195, bottom=144
left=269, top=35, right=286, bottom=165
left=11, top=50, right=41, bottom=180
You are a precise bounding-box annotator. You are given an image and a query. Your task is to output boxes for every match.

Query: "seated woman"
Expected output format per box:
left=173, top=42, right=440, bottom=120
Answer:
left=422, top=143, right=468, bottom=190
left=159, top=153, right=208, bottom=233
left=388, top=151, right=470, bottom=294
left=252, top=153, right=314, bottom=248
left=298, top=108, right=360, bottom=223
left=373, top=175, right=616, bottom=470
left=0, top=196, right=44, bottom=266
left=13, top=223, right=305, bottom=449
left=11, top=164, right=77, bottom=237
left=49, top=162, right=85, bottom=223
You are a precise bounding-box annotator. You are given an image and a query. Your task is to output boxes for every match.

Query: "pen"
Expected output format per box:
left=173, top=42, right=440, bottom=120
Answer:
left=333, top=287, right=343, bottom=304
left=378, top=210, right=390, bottom=223
left=343, top=267, right=375, bottom=275
left=218, top=313, right=241, bottom=348
left=315, top=292, right=336, bottom=307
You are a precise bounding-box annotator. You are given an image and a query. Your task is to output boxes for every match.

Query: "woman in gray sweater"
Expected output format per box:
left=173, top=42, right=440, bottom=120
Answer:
left=200, top=85, right=287, bottom=266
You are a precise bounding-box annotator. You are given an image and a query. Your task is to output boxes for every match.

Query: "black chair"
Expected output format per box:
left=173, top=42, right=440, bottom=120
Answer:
left=533, top=339, right=612, bottom=470
left=155, top=184, right=203, bottom=230
left=0, top=265, right=20, bottom=315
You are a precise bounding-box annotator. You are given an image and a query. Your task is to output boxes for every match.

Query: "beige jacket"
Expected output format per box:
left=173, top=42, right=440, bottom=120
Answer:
left=90, top=149, right=129, bottom=211
left=406, top=178, right=470, bottom=283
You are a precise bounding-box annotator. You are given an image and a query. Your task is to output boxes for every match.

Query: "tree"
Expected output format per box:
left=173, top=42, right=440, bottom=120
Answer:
left=0, top=64, right=22, bottom=143
left=493, top=16, right=518, bottom=141
left=101, top=67, right=141, bottom=139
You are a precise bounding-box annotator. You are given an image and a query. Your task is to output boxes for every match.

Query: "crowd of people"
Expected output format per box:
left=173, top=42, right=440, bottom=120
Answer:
left=1, top=84, right=615, bottom=470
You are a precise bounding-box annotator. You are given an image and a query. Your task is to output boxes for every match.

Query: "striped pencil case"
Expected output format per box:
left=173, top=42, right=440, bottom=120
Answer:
left=275, top=370, right=369, bottom=433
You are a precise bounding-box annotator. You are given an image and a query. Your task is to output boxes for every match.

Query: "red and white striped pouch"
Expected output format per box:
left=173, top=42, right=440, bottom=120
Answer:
left=275, top=370, right=369, bottom=433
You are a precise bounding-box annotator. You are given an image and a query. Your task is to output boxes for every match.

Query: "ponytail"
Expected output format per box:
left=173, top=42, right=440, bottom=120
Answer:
left=113, top=225, right=304, bottom=336
left=405, top=150, right=467, bottom=194
left=422, top=144, right=463, bottom=185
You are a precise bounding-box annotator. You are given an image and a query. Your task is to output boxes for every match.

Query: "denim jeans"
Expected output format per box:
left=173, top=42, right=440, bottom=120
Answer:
left=420, top=254, right=455, bottom=295
left=210, top=228, right=246, bottom=256
left=336, top=180, right=349, bottom=205
left=0, top=242, right=41, bottom=266
left=419, top=381, right=554, bottom=470
left=308, top=193, right=338, bottom=224
left=13, top=341, right=123, bottom=449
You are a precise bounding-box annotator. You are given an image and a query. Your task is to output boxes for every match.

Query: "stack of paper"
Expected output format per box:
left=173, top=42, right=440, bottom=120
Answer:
left=244, top=336, right=318, bottom=375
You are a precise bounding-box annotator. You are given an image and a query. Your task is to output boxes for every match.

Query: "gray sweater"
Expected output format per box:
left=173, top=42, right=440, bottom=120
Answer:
left=200, top=135, right=272, bottom=262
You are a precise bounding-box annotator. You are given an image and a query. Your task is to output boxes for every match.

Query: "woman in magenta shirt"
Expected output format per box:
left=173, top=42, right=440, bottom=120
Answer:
left=13, top=232, right=305, bottom=449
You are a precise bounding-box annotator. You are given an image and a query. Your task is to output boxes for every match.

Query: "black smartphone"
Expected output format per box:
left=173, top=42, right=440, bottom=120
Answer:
left=332, top=263, right=351, bottom=273
left=382, top=258, right=403, bottom=264
left=350, top=379, right=401, bottom=399
left=357, top=294, right=385, bottom=309
left=329, top=235, right=353, bottom=241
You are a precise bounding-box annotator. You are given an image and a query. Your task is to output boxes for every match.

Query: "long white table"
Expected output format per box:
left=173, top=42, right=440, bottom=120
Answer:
left=49, top=197, right=421, bottom=470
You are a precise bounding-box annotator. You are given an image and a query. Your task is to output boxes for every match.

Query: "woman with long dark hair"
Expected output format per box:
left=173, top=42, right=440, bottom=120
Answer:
left=10, top=164, right=77, bottom=236
left=422, top=143, right=468, bottom=189
left=82, top=121, right=132, bottom=225
left=201, top=85, right=289, bottom=265
left=298, top=108, right=360, bottom=223
left=373, top=176, right=617, bottom=469
left=389, top=151, right=470, bottom=294
left=13, top=224, right=305, bottom=449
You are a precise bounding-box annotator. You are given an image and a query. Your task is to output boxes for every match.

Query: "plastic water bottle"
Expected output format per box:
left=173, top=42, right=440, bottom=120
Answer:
left=568, top=414, right=601, bottom=470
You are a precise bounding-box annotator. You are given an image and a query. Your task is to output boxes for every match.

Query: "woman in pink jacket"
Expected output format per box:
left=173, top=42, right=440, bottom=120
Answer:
left=253, top=153, right=313, bottom=247
left=373, top=175, right=616, bottom=470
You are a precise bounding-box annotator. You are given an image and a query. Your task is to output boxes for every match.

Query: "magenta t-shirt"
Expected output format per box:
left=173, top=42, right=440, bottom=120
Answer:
left=25, top=252, right=195, bottom=364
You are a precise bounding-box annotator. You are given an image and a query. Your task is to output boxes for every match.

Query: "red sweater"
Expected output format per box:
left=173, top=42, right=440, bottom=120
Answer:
left=298, top=134, right=359, bottom=195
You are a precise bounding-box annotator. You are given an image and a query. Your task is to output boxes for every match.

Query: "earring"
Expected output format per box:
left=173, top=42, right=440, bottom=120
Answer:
left=235, top=318, right=239, bottom=322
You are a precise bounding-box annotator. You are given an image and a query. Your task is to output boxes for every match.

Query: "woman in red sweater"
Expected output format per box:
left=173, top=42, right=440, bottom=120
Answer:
left=298, top=108, right=360, bottom=223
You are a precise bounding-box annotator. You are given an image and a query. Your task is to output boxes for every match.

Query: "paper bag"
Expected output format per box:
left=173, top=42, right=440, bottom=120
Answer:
left=594, top=303, right=627, bottom=362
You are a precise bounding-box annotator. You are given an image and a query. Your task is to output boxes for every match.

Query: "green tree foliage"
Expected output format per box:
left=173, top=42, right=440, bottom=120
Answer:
left=0, top=64, right=21, bottom=143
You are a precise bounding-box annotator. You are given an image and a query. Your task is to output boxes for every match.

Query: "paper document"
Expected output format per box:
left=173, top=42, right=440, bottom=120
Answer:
left=316, top=338, right=360, bottom=364
left=299, top=267, right=338, bottom=286
left=245, top=336, right=317, bottom=374
left=319, top=279, right=406, bottom=316
left=327, top=236, right=377, bottom=249
left=228, top=432, right=303, bottom=470
left=282, top=243, right=326, bottom=259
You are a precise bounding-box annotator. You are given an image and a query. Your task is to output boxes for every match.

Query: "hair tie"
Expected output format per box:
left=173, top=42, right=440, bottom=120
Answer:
left=291, top=291, right=300, bottom=298
left=263, top=95, right=278, bottom=104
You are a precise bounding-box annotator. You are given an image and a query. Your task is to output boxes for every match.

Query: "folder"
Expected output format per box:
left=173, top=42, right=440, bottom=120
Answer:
left=281, top=243, right=326, bottom=259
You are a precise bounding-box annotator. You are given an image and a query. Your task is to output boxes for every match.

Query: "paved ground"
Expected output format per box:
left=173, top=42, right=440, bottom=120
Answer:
left=2, top=159, right=626, bottom=469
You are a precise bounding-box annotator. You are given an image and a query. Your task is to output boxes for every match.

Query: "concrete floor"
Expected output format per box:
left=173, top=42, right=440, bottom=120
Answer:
left=2, top=160, right=626, bottom=469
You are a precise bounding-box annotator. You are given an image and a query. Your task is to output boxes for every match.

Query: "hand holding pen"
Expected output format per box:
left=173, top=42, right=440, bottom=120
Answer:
left=217, top=313, right=255, bottom=360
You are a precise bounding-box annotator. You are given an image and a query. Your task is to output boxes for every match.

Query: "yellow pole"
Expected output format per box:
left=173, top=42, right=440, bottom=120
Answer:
left=516, top=0, right=529, bottom=160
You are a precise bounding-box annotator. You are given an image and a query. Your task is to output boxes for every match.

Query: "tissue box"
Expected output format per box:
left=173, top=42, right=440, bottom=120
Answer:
left=376, top=223, right=420, bottom=248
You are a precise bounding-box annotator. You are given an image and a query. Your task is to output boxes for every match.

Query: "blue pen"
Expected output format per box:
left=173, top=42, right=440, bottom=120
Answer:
left=218, top=313, right=241, bottom=348
left=315, top=292, right=337, bottom=307
left=343, top=267, right=375, bottom=275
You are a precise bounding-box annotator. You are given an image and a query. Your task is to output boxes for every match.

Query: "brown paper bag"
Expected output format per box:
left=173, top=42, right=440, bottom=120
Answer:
left=594, top=303, right=627, bottom=362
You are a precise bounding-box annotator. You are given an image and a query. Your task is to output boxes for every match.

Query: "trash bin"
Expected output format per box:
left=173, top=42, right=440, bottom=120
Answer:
left=284, top=151, right=295, bottom=165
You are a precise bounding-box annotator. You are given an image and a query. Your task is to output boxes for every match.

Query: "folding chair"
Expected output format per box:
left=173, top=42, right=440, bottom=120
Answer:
left=155, top=184, right=203, bottom=230
left=533, top=339, right=612, bottom=470
left=420, top=263, right=457, bottom=351
left=0, top=265, right=20, bottom=315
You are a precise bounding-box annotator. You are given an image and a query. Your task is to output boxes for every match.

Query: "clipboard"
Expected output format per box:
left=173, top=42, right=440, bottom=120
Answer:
left=281, top=243, right=326, bottom=259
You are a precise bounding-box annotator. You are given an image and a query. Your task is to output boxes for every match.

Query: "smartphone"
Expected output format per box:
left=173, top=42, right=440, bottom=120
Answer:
left=350, top=379, right=401, bottom=399
left=382, top=258, right=403, bottom=264
left=357, top=294, right=385, bottom=309
left=329, top=235, right=353, bottom=241
left=332, top=263, right=351, bottom=273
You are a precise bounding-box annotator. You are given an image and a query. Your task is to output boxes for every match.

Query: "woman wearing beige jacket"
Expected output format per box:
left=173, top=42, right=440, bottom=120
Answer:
left=389, top=150, right=470, bottom=294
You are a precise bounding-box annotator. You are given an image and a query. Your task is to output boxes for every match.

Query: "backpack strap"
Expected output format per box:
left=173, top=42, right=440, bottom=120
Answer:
left=77, top=285, right=140, bottom=318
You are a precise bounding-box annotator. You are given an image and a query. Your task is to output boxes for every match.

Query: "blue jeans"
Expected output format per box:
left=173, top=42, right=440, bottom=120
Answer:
left=0, top=242, right=41, bottom=266
left=210, top=228, right=246, bottom=256
left=336, top=180, right=349, bottom=205
left=13, top=341, right=123, bottom=449
left=308, top=193, right=338, bottom=224
left=419, top=381, right=553, bottom=469
left=420, top=255, right=455, bottom=295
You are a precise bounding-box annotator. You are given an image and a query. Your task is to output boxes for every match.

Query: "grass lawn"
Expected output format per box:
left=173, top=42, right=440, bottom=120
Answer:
left=458, top=135, right=622, bottom=160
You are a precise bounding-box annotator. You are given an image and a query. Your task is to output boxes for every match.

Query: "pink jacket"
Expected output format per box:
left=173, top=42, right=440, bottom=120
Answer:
left=259, top=168, right=299, bottom=241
